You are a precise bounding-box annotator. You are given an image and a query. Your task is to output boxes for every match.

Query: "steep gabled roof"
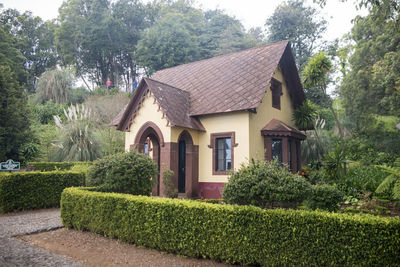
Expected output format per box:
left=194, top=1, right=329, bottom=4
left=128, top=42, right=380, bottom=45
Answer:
left=116, top=78, right=205, bottom=132
left=152, top=40, right=305, bottom=116
left=113, top=41, right=306, bottom=131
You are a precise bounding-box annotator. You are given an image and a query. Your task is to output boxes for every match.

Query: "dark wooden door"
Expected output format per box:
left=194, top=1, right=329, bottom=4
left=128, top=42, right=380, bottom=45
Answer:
left=178, top=140, right=186, bottom=193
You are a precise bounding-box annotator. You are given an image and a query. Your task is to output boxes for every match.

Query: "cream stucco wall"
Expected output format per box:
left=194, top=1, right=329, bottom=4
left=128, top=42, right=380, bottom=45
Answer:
left=249, top=67, right=296, bottom=160
left=124, top=66, right=297, bottom=184
left=125, top=93, right=171, bottom=151
left=197, top=111, right=250, bottom=183
left=170, top=127, right=199, bottom=145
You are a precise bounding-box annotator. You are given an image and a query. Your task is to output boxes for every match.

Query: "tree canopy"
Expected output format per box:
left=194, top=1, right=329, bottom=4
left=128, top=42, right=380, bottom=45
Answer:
left=265, top=0, right=327, bottom=71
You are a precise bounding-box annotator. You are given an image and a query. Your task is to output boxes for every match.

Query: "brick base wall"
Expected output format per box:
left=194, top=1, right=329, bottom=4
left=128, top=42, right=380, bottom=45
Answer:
left=199, top=182, right=225, bottom=199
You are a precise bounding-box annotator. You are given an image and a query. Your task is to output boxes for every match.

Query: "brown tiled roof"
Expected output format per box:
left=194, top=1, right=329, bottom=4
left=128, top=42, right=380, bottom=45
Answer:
left=145, top=78, right=205, bottom=131
left=152, top=40, right=305, bottom=116
left=261, top=119, right=306, bottom=140
left=113, top=41, right=306, bottom=131
left=115, top=78, right=205, bottom=131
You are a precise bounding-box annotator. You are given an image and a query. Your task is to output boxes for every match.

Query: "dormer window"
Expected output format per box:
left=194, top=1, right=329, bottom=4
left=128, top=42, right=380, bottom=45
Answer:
left=270, top=78, right=282, bottom=110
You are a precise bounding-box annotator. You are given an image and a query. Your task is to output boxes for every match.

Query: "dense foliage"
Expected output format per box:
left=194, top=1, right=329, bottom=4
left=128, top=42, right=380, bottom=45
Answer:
left=375, top=158, right=400, bottom=199
left=29, top=161, right=92, bottom=171
left=305, top=184, right=343, bottom=211
left=87, top=151, right=158, bottom=195
left=61, top=187, right=400, bottom=266
left=0, top=171, right=85, bottom=213
left=223, top=159, right=312, bottom=208
left=265, top=0, right=327, bottom=71
left=0, top=27, right=31, bottom=163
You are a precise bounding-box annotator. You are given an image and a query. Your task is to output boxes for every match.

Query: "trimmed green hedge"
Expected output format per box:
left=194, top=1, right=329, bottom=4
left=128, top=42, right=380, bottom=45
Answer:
left=0, top=171, right=85, bottom=213
left=28, top=161, right=92, bottom=172
left=61, top=187, right=400, bottom=266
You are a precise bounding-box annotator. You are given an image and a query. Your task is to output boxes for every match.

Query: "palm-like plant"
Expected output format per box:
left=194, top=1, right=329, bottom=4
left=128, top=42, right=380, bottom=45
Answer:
left=375, top=158, right=400, bottom=199
left=36, top=67, right=74, bottom=104
left=52, top=104, right=102, bottom=161
left=293, top=99, right=318, bottom=130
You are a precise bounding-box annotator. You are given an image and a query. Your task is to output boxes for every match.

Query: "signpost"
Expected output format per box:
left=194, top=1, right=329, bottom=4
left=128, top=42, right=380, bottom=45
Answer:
left=0, top=159, right=20, bottom=171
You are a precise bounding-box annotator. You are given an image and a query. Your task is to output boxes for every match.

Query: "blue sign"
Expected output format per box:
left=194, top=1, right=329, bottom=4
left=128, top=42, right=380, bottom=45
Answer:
left=0, top=159, right=20, bottom=171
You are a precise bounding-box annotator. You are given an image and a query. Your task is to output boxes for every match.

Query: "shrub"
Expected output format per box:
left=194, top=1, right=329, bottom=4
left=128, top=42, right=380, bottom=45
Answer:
left=223, top=159, right=312, bottom=208
left=87, top=151, right=158, bottom=195
left=52, top=104, right=102, bottom=161
left=375, top=158, right=400, bottom=199
left=305, top=184, right=344, bottom=211
left=32, top=100, right=65, bottom=124
left=162, top=167, right=178, bottom=198
left=61, top=187, right=400, bottom=266
left=0, top=171, right=85, bottom=213
left=337, top=165, right=387, bottom=197
left=29, top=161, right=92, bottom=172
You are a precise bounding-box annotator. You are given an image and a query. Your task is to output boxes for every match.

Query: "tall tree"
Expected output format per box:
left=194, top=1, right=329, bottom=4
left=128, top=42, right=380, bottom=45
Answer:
left=0, top=9, right=58, bottom=92
left=56, top=0, right=152, bottom=90
left=340, top=10, right=400, bottom=123
left=303, top=52, right=346, bottom=171
left=136, top=12, right=201, bottom=74
left=0, top=27, right=31, bottom=162
left=202, top=10, right=259, bottom=58
left=265, top=0, right=327, bottom=71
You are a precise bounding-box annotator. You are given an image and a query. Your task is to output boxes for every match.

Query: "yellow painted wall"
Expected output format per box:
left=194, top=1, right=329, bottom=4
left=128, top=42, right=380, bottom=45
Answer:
left=197, top=111, right=250, bottom=183
left=125, top=93, right=171, bottom=151
left=170, top=127, right=199, bottom=145
left=249, top=67, right=296, bottom=160
left=124, top=66, right=298, bottom=184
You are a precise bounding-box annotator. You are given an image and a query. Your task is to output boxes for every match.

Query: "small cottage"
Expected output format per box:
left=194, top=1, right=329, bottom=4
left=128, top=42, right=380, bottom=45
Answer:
left=111, top=40, right=307, bottom=199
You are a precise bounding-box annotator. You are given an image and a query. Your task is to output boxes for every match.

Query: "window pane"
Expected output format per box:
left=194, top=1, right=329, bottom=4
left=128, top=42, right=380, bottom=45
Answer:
left=215, top=137, right=231, bottom=171
left=272, top=139, right=282, bottom=163
left=144, top=143, right=148, bottom=155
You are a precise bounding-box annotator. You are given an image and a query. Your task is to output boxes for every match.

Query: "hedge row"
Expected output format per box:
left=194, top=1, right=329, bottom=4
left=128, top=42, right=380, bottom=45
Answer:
left=61, top=187, right=400, bottom=266
left=28, top=161, right=92, bottom=172
left=0, top=171, right=85, bottom=213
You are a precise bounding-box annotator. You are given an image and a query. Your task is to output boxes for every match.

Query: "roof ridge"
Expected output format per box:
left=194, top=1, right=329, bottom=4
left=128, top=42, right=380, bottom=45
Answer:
left=153, top=40, right=289, bottom=76
left=144, top=77, right=189, bottom=95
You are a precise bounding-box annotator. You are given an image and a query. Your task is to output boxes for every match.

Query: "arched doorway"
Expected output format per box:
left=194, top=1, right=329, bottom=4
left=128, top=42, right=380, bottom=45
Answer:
left=134, top=122, right=164, bottom=196
left=178, top=130, right=198, bottom=197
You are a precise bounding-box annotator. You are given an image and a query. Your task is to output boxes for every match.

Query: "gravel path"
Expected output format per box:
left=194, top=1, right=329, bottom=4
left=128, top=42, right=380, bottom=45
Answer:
left=0, top=209, right=83, bottom=267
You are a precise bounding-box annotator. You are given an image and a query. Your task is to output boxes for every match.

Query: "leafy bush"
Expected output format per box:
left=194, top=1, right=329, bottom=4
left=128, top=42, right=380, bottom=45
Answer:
left=87, top=151, right=158, bottom=195
left=29, top=161, right=92, bottom=172
left=323, top=146, right=346, bottom=180
left=375, top=158, right=400, bottom=199
left=69, top=86, right=89, bottom=104
left=346, top=137, right=399, bottom=165
left=91, top=87, right=108, bottom=96
left=223, top=159, right=312, bottom=208
left=337, top=165, right=387, bottom=197
left=162, top=167, right=178, bottom=198
left=305, top=184, right=344, bottom=211
left=32, top=100, right=66, bottom=124
left=301, top=168, right=329, bottom=185
left=61, top=187, right=400, bottom=266
left=0, top=171, right=85, bottom=213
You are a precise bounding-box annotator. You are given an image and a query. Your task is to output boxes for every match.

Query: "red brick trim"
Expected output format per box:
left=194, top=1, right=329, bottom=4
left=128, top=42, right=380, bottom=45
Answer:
left=199, top=182, right=225, bottom=199
left=209, top=132, right=237, bottom=175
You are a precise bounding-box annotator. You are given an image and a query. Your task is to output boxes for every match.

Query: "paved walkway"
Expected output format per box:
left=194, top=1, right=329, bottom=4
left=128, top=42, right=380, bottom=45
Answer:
left=0, top=209, right=83, bottom=267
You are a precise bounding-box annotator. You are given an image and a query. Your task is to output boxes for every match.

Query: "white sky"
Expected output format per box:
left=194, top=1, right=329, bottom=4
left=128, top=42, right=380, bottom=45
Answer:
left=1, top=0, right=367, bottom=42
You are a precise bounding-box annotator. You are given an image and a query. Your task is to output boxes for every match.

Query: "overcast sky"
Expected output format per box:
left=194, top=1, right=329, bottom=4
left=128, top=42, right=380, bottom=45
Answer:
left=1, top=0, right=367, bottom=42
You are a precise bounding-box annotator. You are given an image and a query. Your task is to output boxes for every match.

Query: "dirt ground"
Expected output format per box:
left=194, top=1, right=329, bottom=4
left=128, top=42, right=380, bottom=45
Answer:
left=19, top=228, right=239, bottom=267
